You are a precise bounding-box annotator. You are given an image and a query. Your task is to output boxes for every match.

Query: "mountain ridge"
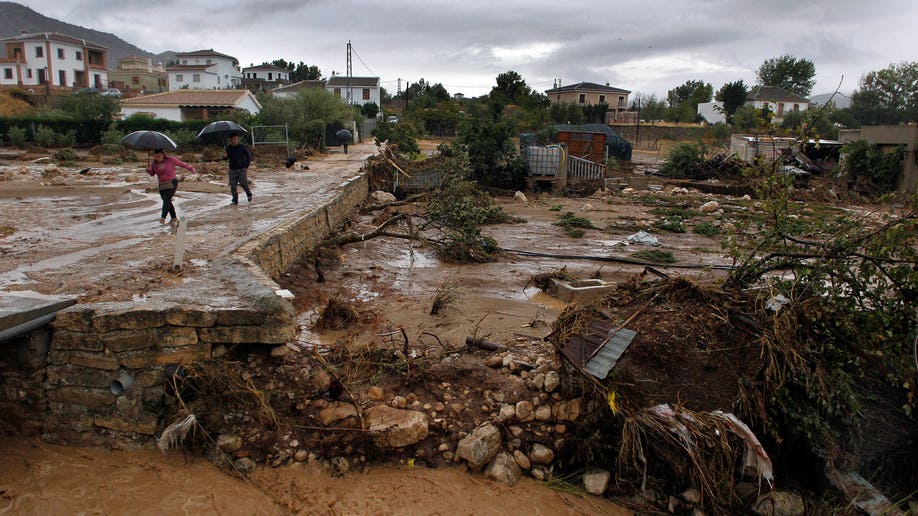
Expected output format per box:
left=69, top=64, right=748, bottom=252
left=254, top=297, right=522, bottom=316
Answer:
left=0, top=1, right=176, bottom=66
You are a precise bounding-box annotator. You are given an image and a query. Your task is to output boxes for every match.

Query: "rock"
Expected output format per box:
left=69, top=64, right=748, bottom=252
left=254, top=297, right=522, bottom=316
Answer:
left=310, top=370, right=331, bottom=392
left=294, top=450, right=309, bottom=462
left=317, top=402, right=358, bottom=426
left=531, top=467, right=547, bottom=481
left=529, top=373, right=545, bottom=391
left=513, top=191, right=527, bottom=202
left=269, top=345, right=290, bottom=358
left=484, top=356, right=503, bottom=368
left=741, top=194, right=752, bottom=200
left=681, top=487, right=701, bottom=504
left=699, top=200, right=720, bottom=213
left=535, top=404, right=552, bottom=421
left=370, top=190, right=397, bottom=204
left=212, top=344, right=228, bottom=358
left=367, top=386, right=385, bottom=401
left=234, top=457, right=256, bottom=474
left=515, top=401, right=534, bottom=422
left=754, top=491, right=805, bottom=516
left=498, top=404, right=516, bottom=422
left=484, top=451, right=521, bottom=487
left=217, top=434, right=242, bottom=452
left=513, top=449, right=531, bottom=470
left=456, top=423, right=502, bottom=469
left=331, top=456, right=350, bottom=475
left=554, top=398, right=585, bottom=421
left=392, top=395, right=408, bottom=409
left=543, top=371, right=560, bottom=393
left=365, top=404, right=429, bottom=448
left=529, top=443, right=555, bottom=465
left=507, top=425, right=524, bottom=438
left=437, top=443, right=450, bottom=452
left=583, top=469, right=611, bottom=495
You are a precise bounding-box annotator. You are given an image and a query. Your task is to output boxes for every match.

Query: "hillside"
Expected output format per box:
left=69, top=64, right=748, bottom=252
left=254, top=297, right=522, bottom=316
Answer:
left=0, top=2, right=175, bottom=65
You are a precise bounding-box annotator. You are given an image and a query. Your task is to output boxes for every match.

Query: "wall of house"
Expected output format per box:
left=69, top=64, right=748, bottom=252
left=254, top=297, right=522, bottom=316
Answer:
left=327, top=84, right=380, bottom=106
left=169, top=70, right=220, bottom=91
left=551, top=91, right=628, bottom=108
left=121, top=106, right=183, bottom=121
left=176, top=56, right=241, bottom=88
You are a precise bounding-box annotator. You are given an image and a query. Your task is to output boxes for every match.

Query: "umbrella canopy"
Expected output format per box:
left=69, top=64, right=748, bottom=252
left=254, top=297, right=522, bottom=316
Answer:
left=195, top=121, right=248, bottom=144
left=336, top=129, right=353, bottom=141
left=121, top=130, right=177, bottom=151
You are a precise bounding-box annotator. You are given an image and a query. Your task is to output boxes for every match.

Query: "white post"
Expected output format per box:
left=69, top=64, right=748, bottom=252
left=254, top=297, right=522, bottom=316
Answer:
left=173, top=218, right=188, bottom=270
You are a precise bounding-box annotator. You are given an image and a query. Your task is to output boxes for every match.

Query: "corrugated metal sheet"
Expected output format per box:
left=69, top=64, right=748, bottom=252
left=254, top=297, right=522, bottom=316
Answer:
left=560, top=319, right=637, bottom=380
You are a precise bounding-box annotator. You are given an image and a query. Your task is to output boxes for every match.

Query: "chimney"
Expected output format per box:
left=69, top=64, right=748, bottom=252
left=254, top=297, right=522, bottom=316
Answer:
left=605, top=82, right=610, bottom=86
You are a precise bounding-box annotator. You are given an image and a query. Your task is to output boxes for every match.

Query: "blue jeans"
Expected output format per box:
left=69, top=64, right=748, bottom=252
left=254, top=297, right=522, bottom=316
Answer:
left=228, top=168, right=252, bottom=202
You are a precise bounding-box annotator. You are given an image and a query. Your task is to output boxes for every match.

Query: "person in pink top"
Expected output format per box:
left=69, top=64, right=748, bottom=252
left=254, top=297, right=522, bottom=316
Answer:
left=147, top=148, right=195, bottom=224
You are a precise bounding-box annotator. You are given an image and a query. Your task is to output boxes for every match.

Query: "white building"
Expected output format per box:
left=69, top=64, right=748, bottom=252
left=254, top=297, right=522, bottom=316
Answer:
left=271, top=79, right=326, bottom=99
left=166, top=49, right=243, bottom=91
left=697, top=101, right=726, bottom=124
left=326, top=76, right=380, bottom=106
left=697, top=86, right=810, bottom=125
left=0, top=32, right=109, bottom=91
left=242, top=64, right=290, bottom=93
left=120, top=89, right=261, bottom=121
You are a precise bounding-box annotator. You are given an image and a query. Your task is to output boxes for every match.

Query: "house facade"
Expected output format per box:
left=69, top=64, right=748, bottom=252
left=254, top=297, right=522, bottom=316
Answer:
left=107, top=55, right=167, bottom=96
left=0, top=32, right=108, bottom=92
left=242, top=64, right=290, bottom=93
left=166, top=49, right=242, bottom=90
left=746, top=86, right=809, bottom=124
left=839, top=125, right=918, bottom=194
left=545, top=81, right=631, bottom=112
left=326, top=76, right=380, bottom=106
left=272, top=79, right=326, bottom=99
left=119, top=89, right=261, bottom=121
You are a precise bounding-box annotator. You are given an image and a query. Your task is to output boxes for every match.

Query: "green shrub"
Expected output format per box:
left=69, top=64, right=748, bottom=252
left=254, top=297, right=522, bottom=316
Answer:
left=654, top=216, right=686, bottom=233
left=840, top=140, right=904, bottom=191
left=100, top=127, right=124, bottom=146
left=7, top=126, right=27, bottom=147
left=8, top=88, right=31, bottom=103
left=53, top=148, right=78, bottom=163
left=659, top=142, right=706, bottom=178
left=57, top=130, right=77, bottom=148
left=554, top=212, right=596, bottom=229
left=549, top=204, right=563, bottom=211
left=631, top=249, right=677, bottom=263
left=693, top=221, right=721, bottom=236
left=33, top=124, right=57, bottom=147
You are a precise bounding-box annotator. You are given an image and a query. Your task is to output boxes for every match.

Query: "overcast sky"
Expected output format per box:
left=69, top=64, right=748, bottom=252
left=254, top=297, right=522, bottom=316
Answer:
left=17, top=0, right=918, bottom=99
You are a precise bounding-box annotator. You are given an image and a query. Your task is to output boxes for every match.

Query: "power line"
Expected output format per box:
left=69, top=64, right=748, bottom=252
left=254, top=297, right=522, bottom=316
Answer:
left=349, top=44, right=377, bottom=77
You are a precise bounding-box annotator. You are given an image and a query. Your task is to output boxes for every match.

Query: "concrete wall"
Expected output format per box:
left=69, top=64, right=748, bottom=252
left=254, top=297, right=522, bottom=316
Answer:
left=839, top=125, right=918, bottom=194
left=38, top=172, right=369, bottom=445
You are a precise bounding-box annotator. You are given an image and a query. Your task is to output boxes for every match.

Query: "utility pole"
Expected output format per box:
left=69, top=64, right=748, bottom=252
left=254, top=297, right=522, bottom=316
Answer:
left=346, top=40, right=353, bottom=104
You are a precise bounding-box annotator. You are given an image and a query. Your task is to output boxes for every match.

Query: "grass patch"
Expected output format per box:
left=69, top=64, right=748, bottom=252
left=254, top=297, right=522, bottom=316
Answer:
left=653, top=216, right=686, bottom=233
left=549, top=204, right=563, bottom=211
left=554, top=212, right=596, bottom=229
left=693, top=221, right=721, bottom=236
left=631, top=249, right=677, bottom=263
left=649, top=207, right=702, bottom=219
left=0, top=224, right=14, bottom=238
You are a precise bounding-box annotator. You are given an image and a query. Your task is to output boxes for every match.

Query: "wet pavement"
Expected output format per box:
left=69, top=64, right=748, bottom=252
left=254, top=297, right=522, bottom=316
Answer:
left=0, top=143, right=376, bottom=305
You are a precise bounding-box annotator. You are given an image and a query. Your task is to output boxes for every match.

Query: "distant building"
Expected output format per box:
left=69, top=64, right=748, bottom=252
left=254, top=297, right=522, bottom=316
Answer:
left=119, top=89, right=261, bottom=121
left=326, top=75, right=380, bottom=106
left=166, top=49, right=242, bottom=90
left=242, top=64, right=290, bottom=93
left=746, top=86, right=809, bottom=124
left=271, top=79, right=326, bottom=99
left=0, top=31, right=109, bottom=92
left=107, top=55, right=167, bottom=97
left=544, top=81, right=631, bottom=121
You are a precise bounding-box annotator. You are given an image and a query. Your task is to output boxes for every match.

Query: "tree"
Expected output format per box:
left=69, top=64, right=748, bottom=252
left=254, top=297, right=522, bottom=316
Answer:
left=666, top=80, right=713, bottom=122
left=456, top=116, right=524, bottom=189
left=490, top=71, right=531, bottom=106
left=256, top=88, right=352, bottom=147
left=60, top=94, right=120, bottom=122
left=850, top=61, right=918, bottom=125
left=270, top=59, right=321, bottom=82
left=715, top=80, right=748, bottom=123
left=757, top=55, right=816, bottom=97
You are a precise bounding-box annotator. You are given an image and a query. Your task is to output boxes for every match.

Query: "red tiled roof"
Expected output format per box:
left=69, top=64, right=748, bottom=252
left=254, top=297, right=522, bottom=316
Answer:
left=121, top=89, right=255, bottom=107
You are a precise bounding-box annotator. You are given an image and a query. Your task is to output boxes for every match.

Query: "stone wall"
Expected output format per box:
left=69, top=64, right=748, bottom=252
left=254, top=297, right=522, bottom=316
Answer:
left=39, top=172, right=369, bottom=445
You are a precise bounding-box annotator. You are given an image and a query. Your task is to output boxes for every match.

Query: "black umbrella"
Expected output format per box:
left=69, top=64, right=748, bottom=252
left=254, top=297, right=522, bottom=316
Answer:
left=195, top=120, right=248, bottom=144
left=121, top=130, right=178, bottom=150
left=335, top=129, right=353, bottom=141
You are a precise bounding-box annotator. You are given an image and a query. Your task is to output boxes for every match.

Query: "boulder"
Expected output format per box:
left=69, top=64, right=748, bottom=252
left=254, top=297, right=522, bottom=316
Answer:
left=754, top=491, right=805, bottom=516
left=515, top=401, right=534, bottom=422
left=529, top=443, right=555, bottom=465
left=484, top=451, right=521, bottom=487
left=217, top=433, right=243, bottom=452
left=583, top=469, right=611, bottom=495
left=513, top=449, right=531, bottom=470
left=317, top=402, right=358, bottom=426
left=700, top=200, right=720, bottom=213
left=365, top=404, right=429, bottom=448
left=456, top=423, right=502, bottom=469
left=513, top=191, right=528, bottom=203
left=543, top=371, right=561, bottom=393
left=370, top=190, right=397, bottom=204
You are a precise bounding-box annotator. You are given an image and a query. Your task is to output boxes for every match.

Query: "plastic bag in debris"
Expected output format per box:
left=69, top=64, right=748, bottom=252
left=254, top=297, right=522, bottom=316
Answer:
left=627, top=230, right=660, bottom=247
left=765, top=294, right=789, bottom=312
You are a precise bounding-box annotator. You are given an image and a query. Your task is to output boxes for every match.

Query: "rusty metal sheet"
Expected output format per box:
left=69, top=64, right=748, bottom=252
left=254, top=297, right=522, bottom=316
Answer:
left=559, top=319, right=637, bottom=380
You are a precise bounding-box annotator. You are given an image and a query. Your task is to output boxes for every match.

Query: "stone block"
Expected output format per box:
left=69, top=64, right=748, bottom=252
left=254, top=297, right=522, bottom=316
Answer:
left=94, top=414, right=158, bottom=435
left=456, top=423, right=502, bottom=470
left=484, top=451, right=521, bottom=487
left=47, top=386, right=114, bottom=409
left=48, top=350, right=71, bottom=366
left=198, top=324, right=295, bottom=344
left=52, top=330, right=103, bottom=351
left=67, top=351, right=121, bottom=371
left=153, top=348, right=207, bottom=366
left=365, top=405, right=429, bottom=448
left=214, top=309, right=264, bottom=326
left=47, top=364, right=115, bottom=389
left=165, top=308, right=215, bottom=327
left=53, top=305, right=95, bottom=331
left=94, top=309, right=166, bottom=332
left=102, top=329, right=158, bottom=352
left=157, top=327, right=198, bottom=347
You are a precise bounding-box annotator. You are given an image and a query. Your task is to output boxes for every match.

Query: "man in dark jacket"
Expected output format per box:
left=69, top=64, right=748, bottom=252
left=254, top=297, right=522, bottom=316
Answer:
left=225, top=133, right=253, bottom=205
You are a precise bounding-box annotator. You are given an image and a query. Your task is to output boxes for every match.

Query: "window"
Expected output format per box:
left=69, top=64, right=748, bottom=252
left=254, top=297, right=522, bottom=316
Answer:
left=363, top=88, right=370, bottom=100
left=193, top=74, right=201, bottom=83
left=35, top=46, right=43, bottom=58
left=578, top=94, right=585, bottom=104
left=3, top=68, right=12, bottom=79
left=132, top=76, right=140, bottom=84
left=268, top=72, right=272, bottom=80
left=599, top=95, right=605, bottom=104
left=59, top=70, right=66, bottom=85
left=57, top=48, right=64, bottom=59
left=777, top=103, right=785, bottom=116
left=793, top=103, right=800, bottom=111
left=27, top=69, right=32, bottom=79
left=181, top=60, right=187, bottom=65
left=75, top=51, right=82, bottom=60
left=206, top=59, right=211, bottom=64
left=176, top=74, right=184, bottom=82
left=618, top=96, right=625, bottom=107
left=334, top=87, right=341, bottom=97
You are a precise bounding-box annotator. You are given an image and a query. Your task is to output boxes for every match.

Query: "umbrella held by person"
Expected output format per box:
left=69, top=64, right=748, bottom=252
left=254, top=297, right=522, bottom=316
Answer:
left=147, top=148, right=194, bottom=224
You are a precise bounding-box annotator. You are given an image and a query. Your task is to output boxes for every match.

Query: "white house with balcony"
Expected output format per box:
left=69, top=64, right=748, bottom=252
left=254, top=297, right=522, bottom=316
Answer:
left=241, top=64, right=290, bottom=93
left=166, top=49, right=242, bottom=90
left=326, top=75, right=380, bottom=106
left=0, top=32, right=108, bottom=91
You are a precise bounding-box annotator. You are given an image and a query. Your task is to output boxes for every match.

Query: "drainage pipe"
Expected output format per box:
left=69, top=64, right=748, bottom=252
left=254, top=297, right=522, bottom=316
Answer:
left=0, top=312, right=57, bottom=344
